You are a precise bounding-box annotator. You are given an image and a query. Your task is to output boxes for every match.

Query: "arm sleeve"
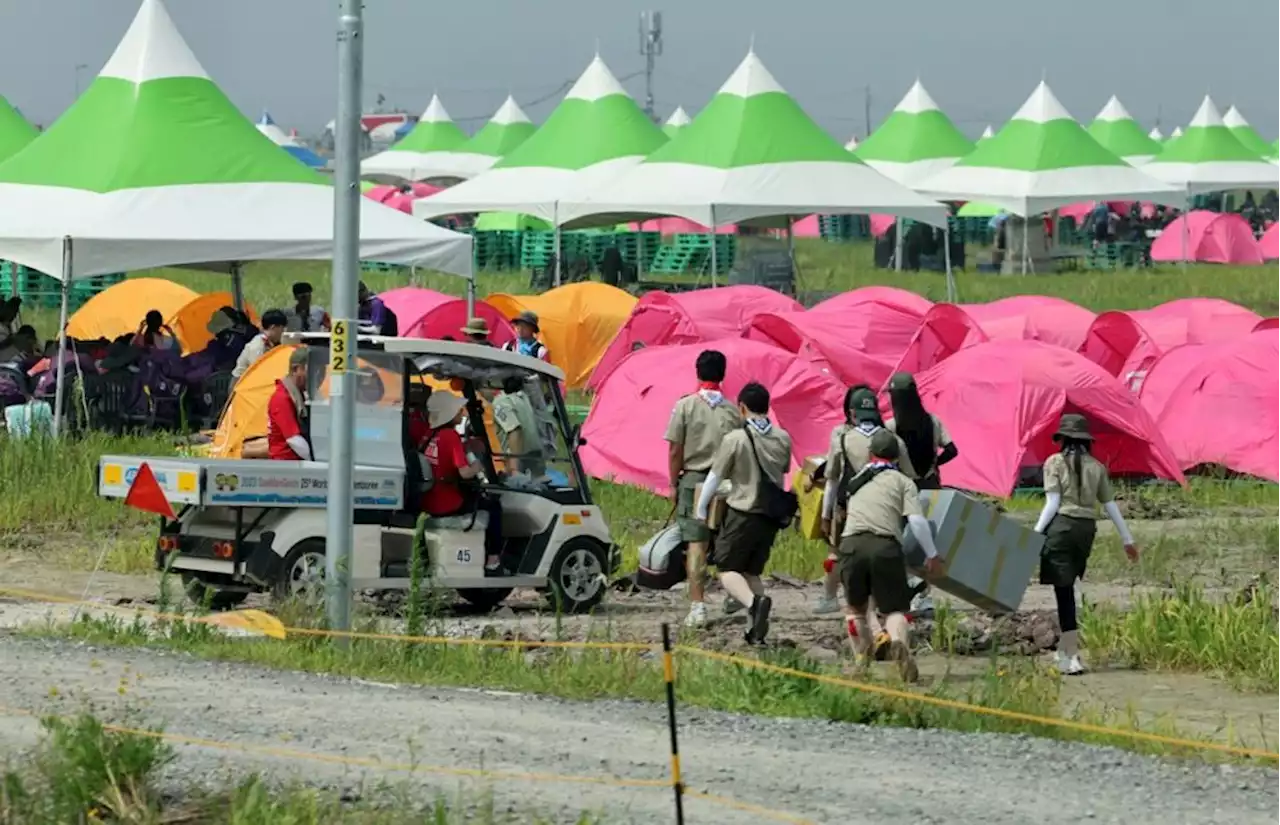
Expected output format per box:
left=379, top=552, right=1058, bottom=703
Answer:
left=936, top=442, right=959, bottom=467
left=663, top=401, right=685, bottom=444
left=694, top=470, right=720, bottom=520
left=821, top=479, right=836, bottom=519
left=1102, top=500, right=1135, bottom=545
left=286, top=435, right=312, bottom=461
left=906, top=515, right=939, bottom=560
left=1033, top=492, right=1061, bottom=534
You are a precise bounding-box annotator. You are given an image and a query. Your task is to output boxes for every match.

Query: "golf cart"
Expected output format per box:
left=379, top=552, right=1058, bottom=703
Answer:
left=96, top=335, right=619, bottom=612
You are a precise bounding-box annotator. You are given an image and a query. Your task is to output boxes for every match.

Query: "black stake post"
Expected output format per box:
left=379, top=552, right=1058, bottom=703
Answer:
left=660, top=623, right=685, bottom=825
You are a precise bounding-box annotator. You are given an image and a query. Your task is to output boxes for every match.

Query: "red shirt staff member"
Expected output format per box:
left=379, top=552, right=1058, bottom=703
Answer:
left=267, top=347, right=313, bottom=461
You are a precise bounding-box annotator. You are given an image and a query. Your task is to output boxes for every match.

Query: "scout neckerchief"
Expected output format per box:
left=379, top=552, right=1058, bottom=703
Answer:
left=745, top=416, right=772, bottom=435
left=696, top=381, right=725, bottom=408
left=845, top=459, right=897, bottom=502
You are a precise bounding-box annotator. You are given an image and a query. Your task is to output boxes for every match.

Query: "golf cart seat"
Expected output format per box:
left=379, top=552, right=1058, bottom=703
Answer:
left=421, top=511, right=488, bottom=532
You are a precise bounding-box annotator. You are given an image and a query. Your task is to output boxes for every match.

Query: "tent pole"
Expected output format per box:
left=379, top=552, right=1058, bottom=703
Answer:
left=465, top=271, right=476, bottom=318
left=1021, top=216, right=1029, bottom=275
left=785, top=216, right=798, bottom=289
left=230, top=261, right=245, bottom=311
left=943, top=223, right=956, bottom=303
left=1180, top=195, right=1190, bottom=269
left=894, top=216, right=904, bottom=272
left=325, top=0, right=365, bottom=639
left=553, top=207, right=562, bottom=288
left=52, top=238, right=72, bottom=439
left=709, top=206, right=718, bottom=288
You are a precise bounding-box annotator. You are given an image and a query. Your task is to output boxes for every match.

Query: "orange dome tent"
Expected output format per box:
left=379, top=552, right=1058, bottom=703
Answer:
left=209, top=345, right=294, bottom=457
left=66, top=278, right=198, bottom=343
left=167, top=292, right=259, bottom=353
left=488, top=282, right=637, bottom=389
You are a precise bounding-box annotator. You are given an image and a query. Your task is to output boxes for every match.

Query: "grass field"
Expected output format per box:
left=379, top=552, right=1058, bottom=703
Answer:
left=2, top=242, right=1276, bottom=761
left=2, top=712, right=607, bottom=824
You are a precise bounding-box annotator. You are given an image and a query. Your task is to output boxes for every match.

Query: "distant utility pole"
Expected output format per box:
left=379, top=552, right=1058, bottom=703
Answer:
left=863, top=85, right=871, bottom=140
left=639, top=11, right=664, bottom=122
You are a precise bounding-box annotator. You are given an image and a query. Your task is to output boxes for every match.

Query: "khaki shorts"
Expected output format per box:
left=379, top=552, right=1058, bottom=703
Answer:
left=676, top=471, right=711, bottom=543
left=837, top=532, right=912, bottom=615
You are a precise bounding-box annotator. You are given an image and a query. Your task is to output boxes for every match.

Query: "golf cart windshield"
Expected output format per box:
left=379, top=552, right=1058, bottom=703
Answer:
left=408, top=353, right=587, bottom=500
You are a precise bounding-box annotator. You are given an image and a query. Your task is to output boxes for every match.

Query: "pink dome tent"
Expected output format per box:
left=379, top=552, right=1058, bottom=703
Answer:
left=1260, top=223, right=1279, bottom=261
left=960, top=295, right=1096, bottom=350
left=1077, top=311, right=1164, bottom=390
left=379, top=287, right=516, bottom=345
left=789, top=215, right=822, bottom=237
left=1139, top=330, right=1279, bottom=481
left=581, top=339, right=846, bottom=494
left=1130, top=298, right=1262, bottom=347
left=588, top=286, right=802, bottom=390
left=1150, top=211, right=1264, bottom=265
left=743, top=286, right=933, bottom=387
left=890, top=303, right=990, bottom=377
left=912, top=340, right=1186, bottom=496
left=1254, top=317, right=1279, bottom=332
left=629, top=217, right=736, bottom=235
left=1058, top=201, right=1155, bottom=226
left=812, top=286, right=932, bottom=318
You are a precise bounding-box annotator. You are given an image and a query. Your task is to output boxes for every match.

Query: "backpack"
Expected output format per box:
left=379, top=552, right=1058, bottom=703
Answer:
left=636, top=525, right=686, bottom=590
left=744, top=427, right=798, bottom=528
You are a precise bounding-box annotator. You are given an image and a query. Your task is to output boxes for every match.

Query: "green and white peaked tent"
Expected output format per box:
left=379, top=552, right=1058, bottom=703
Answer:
left=1222, top=106, right=1274, bottom=159
left=0, top=0, right=473, bottom=281
left=844, top=135, right=858, bottom=151
left=559, top=51, right=945, bottom=228
left=1148, top=126, right=1164, bottom=141
left=416, top=55, right=666, bottom=223
left=0, top=94, right=37, bottom=165
left=363, top=95, right=533, bottom=183
left=854, top=80, right=974, bottom=187
left=979, top=125, right=994, bottom=141
left=916, top=81, right=1180, bottom=216
left=1086, top=96, right=1162, bottom=164
left=663, top=107, right=690, bottom=138
left=1168, top=126, right=1183, bottom=141
left=1142, top=97, right=1278, bottom=194
left=392, top=95, right=468, bottom=153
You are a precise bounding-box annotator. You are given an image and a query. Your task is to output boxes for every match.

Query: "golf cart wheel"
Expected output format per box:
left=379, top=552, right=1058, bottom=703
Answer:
left=181, top=575, right=248, bottom=611
left=456, top=588, right=514, bottom=611
left=544, top=538, right=608, bottom=614
left=272, top=540, right=327, bottom=603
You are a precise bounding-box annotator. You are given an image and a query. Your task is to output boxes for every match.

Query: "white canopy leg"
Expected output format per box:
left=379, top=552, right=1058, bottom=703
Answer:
left=52, top=238, right=73, bottom=438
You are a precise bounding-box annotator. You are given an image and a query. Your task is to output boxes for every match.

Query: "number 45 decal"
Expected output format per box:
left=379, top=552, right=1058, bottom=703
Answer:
left=455, top=549, right=472, bottom=564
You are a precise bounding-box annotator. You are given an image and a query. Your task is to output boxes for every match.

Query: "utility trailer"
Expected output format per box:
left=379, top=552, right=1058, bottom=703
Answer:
left=98, top=336, right=619, bottom=612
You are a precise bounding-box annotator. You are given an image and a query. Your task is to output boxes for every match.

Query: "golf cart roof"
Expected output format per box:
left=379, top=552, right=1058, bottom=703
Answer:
left=283, top=332, right=566, bottom=382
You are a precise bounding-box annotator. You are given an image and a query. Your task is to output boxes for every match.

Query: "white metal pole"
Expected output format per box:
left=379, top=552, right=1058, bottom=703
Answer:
left=553, top=212, right=562, bottom=287
left=893, top=216, right=904, bottom=272
left=51, top=238, right=72, bottom=438
left=1021, top=216, right=1029, bottom=275
left=326, top=0, right=364, bottom=635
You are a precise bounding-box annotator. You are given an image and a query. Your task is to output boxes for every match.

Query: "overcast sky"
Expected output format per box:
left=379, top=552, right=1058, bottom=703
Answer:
left=3, top=0, right=1276, bottom=140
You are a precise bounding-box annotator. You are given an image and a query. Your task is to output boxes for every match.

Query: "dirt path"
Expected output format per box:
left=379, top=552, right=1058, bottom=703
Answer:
left=1, top=637, right=1274, bottom=825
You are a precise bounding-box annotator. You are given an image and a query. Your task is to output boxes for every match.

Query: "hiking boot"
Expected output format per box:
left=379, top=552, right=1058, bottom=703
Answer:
left=890, top=640, right=919, bottom=683
left=1056, top=652, right=1084, bottom=676
left=683, top=602, right=708, bottom=629
left=745, top=595, right=772, bottom=645
left=812, top=596, right=841, bottom=615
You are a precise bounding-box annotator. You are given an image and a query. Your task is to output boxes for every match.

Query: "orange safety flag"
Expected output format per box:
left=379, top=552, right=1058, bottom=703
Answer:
left=124, top=462, right=177, bottom=520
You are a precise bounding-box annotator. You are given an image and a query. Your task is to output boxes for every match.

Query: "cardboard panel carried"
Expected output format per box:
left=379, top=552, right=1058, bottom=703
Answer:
left=902, top=489, right=1043, bottom=614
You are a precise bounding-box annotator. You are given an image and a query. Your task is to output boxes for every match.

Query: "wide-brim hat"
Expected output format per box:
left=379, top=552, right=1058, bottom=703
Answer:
left=426, top=391, right=467, bottom=429
left=461, top=317, right=491, bottom=337
left=1053, top=413, right=1093, bottom=441
left=512, top=310, right=540, bottom=332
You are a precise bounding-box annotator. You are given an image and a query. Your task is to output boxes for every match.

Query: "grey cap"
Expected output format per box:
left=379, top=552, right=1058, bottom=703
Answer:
left=869, top=430, right=900, bottom=460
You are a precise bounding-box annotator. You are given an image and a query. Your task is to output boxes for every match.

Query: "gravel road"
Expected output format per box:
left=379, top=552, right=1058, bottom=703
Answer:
left=0, top=637, right=1275, bottom=825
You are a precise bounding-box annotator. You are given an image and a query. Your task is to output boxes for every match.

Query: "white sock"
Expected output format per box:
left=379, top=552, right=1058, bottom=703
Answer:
left=1059, top=629, right=1079, bottom=657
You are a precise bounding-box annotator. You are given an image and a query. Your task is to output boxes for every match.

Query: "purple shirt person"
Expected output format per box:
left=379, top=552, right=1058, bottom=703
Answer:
left=356, top=281, right=398, bottom=336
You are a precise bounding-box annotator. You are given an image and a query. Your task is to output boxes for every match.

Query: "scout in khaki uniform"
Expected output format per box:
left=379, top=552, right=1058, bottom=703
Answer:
left=838, top=431, right=943, bottom=682
left=815, top=386, right=913, bottom=618
left=695, top=382, right=793, bottom=644
left=663, top=350, right=742, bottom=628
left=492, top=376, right=546, bottom=478
left=1033, top=414, right=1139, bottom=675
left=884, top=372, right=958, bottom=491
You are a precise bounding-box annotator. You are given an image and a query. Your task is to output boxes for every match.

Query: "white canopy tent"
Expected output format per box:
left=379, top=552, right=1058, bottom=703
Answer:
left=0, top=0, right=473, bottom=432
